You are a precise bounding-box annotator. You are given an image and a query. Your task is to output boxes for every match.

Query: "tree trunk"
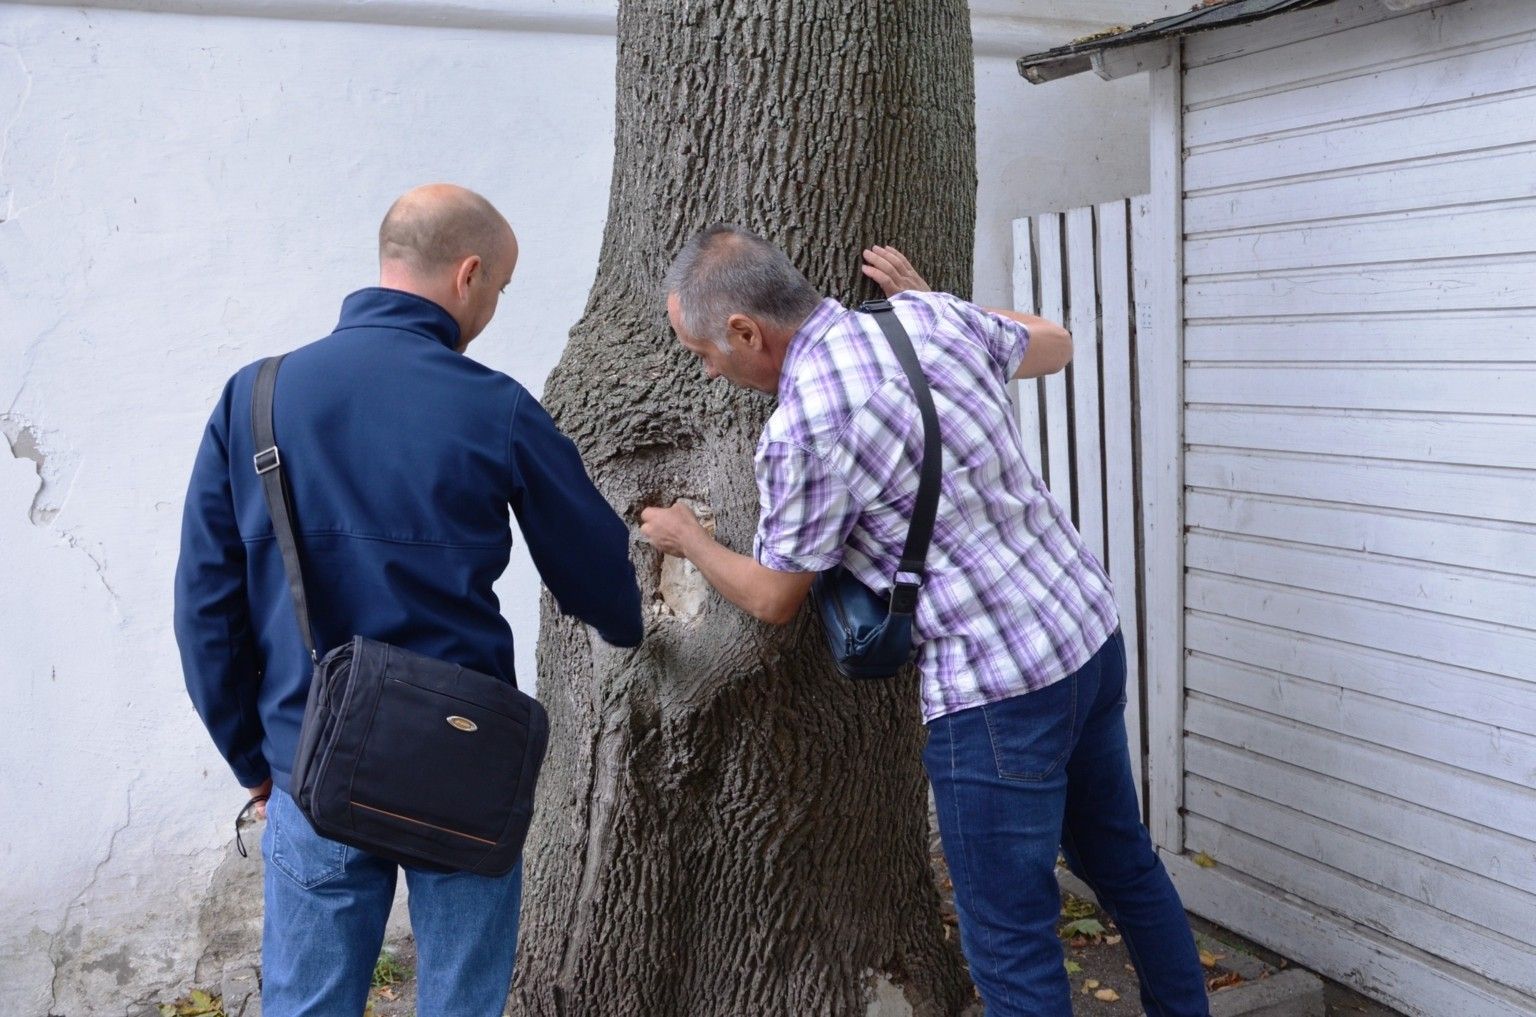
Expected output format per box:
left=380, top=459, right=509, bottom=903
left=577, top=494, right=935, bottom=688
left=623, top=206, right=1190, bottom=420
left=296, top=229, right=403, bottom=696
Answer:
left=510, top=2, right=978, bottom=1014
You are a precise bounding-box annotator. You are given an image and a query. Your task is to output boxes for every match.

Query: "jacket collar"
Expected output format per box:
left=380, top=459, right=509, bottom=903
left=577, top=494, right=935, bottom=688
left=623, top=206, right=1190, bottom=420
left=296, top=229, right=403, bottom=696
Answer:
left=335, top=287, right=462, bottom=350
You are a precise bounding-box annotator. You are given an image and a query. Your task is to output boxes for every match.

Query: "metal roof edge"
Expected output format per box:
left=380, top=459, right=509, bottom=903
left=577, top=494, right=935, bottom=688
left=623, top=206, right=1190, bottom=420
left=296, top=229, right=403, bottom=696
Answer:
left=1017, top=0, right=1341, bottom=83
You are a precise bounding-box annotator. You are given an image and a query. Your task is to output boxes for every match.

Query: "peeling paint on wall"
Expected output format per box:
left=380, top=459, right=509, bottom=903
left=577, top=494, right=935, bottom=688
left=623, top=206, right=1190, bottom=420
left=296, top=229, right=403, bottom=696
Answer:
left=1, top=414, right=78, bottom=524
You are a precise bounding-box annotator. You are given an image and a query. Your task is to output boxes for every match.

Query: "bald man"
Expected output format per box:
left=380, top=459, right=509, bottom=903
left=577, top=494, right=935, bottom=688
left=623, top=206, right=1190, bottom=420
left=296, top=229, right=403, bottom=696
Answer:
left=175, top=185, right=642, bottom=1016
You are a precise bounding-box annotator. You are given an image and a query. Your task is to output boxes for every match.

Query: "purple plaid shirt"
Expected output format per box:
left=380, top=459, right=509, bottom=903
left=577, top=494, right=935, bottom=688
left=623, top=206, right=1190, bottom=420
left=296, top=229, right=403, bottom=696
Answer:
left=753, top=291, right=1118, bottom=721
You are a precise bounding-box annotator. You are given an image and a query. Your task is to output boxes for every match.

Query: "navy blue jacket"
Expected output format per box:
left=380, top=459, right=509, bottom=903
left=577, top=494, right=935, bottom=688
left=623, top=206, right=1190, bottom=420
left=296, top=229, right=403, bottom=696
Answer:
left=175, top=288, right=643, bottom=792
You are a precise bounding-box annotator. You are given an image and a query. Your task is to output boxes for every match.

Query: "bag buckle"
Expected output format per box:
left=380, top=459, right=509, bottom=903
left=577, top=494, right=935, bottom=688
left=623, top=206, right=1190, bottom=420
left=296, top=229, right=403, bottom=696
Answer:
left=859, top=298, right=894, bottom=314
left=889, top=579, right=921, bottom=615
left=253, top=446, right=281, bottom=475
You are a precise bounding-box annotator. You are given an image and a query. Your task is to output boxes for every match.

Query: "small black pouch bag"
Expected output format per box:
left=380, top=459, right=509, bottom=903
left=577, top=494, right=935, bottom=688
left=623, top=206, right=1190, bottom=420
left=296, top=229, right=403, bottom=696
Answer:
left=252, top=355, right=547, bottom=875
left=811, top=299, right=942, bottom=681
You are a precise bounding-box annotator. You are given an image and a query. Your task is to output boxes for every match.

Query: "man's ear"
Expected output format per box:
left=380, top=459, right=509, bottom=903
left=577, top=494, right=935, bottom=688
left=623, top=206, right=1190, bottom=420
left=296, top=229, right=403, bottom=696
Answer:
left=725, top=313, right=762, bottom=352
left=454, top=255, right=482, bottom=299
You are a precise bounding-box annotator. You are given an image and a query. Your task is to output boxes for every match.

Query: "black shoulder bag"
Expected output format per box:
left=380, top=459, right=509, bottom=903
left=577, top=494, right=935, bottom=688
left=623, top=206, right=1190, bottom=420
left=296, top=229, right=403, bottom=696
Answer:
left=252, top=355, right=548, bottom=875
left=810, top=299, right=941, bottom=680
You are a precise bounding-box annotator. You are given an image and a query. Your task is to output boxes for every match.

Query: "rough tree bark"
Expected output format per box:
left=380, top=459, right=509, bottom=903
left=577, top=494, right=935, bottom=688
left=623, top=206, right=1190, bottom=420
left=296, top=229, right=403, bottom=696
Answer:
left=510, top=2, right=978, bottom=1014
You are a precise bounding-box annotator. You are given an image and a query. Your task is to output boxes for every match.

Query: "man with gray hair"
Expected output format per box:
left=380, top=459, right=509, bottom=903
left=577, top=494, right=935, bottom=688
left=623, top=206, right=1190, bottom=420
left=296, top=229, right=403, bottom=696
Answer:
left=640, top=224, right=1208, bottom=1016
left=176, top=184, right=642, bottom=1016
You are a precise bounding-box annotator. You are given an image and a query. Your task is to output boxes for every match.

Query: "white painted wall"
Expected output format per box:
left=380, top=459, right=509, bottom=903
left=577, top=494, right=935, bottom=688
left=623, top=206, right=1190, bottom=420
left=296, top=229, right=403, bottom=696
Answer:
left=0, top=1, right=1157, bottom=1012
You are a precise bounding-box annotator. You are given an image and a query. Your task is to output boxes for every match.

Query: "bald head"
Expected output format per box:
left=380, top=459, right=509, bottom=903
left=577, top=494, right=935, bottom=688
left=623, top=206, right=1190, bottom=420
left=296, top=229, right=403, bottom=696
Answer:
left=380, top=184, right=514, bottom=274
left=376, top=185, right=518, bottom=350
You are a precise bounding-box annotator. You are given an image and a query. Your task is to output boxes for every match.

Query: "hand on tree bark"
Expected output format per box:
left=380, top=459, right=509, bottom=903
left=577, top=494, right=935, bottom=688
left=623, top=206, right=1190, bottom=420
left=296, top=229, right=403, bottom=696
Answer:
left=640, top=502, right=708, bottom=558
left=861, top=245, right=931, bottom=296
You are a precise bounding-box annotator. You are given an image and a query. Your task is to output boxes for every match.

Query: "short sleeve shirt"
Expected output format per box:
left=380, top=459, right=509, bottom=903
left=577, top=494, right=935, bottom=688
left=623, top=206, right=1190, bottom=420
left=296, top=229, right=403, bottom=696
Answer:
left=753, top=292, right=1118, bottom=722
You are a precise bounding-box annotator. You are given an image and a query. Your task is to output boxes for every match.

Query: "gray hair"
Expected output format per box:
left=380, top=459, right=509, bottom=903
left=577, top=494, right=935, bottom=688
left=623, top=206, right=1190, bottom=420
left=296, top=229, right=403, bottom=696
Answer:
left=663, top=224, right=821, bottom=349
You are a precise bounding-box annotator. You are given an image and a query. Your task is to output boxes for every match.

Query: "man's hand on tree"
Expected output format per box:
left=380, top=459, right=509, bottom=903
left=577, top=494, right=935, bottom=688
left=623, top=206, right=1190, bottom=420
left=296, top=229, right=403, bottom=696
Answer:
left=861, top=245, right=931, bottom=296
left=640, top=502, right=709, bottom=558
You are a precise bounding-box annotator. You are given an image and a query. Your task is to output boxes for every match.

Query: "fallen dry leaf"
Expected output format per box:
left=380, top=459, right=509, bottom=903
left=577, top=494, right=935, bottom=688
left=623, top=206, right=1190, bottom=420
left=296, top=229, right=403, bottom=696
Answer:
left=1192, top=852, right=1218, bottom=868
left=1105, top=934, right=1123, bottom=946
left=1095, top=988, right=1122, bottom=1002
left=1199, top=949, right=1223, bottom=968
left=1085, top=979, right=1100, bottom=990
left=1209, top=971, right=1246, bottom=992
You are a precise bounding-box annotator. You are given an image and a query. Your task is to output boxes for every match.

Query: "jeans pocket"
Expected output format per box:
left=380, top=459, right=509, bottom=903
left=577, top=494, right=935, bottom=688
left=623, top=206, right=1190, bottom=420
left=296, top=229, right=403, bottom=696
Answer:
left=268, top=792, right=348, bottom=890
left=981, top=677, right=1076, bottom=782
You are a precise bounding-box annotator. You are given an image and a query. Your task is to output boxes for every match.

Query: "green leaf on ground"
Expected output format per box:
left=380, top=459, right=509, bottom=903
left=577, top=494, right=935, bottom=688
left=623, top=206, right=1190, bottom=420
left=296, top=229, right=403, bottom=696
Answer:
left=1062, top=918, right=1107, bottom=938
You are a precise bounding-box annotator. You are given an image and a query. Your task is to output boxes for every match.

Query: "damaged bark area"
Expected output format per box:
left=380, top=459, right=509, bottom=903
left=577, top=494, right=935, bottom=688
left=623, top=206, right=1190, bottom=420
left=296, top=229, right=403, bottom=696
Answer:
left=510, top=1, right=979, bottom=1014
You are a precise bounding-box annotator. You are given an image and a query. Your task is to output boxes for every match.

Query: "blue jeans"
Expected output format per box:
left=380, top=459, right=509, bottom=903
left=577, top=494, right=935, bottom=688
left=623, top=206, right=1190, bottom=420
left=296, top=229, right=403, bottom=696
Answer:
left=260, top=788, right=523, bottom=1017
left=925, top=631, right=1208, bottom=1017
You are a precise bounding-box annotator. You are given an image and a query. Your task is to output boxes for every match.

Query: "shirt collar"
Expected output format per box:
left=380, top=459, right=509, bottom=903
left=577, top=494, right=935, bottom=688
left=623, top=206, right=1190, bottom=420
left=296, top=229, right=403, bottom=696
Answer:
left=335, top=287, right=462, bottom=350
left=778, top=298, right=844, bottom=401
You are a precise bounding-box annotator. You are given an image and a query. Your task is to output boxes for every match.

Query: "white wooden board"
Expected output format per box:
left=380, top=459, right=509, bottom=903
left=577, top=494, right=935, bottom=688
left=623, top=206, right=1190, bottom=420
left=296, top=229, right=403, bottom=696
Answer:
left=1185, top=695, right=1536, bottom=842
left=1187, top=571, right=1536, bottom=682
left=1185, top=736, right=1536, bottom=895
left=1165, top=851, right=1535, bottom=1017
left=1184, top=145, right=1536, bottom=234
left=1185, top=449, right=1536, bottom=526
left=1185, top=652, right=1536, bottom=786
left=1011, top=217, right=1044, bottom=477
left=1036, top=212, right=1074, bottom=513
left=1185, top=490, right=1536, bottom=578
left=1184, top=0, right=1536, bottom=105
left=1185, top=313, right=1536, bottom=362
left=1185, top=406, right=1536, bottom=471
left=1065, top=205, right=1105, bottom=560
left=1185, top=776, right=1536, bottom=945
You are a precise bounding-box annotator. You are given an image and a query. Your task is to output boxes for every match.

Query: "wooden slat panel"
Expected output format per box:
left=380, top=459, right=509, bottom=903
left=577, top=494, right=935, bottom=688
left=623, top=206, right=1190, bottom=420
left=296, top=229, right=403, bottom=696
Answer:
left=1097, top=198, right=1144, bottom=804
left=1066, top=205, right=1105, bottom=559
left=1186, top=571, right=1535, bottom=682
left=1036, top=212, right=1074, bottom=511
left=1186, top=652, right=1536, bottom=786
left=1184, top=1, right=1406, bottom=69
left=1185, top=449, right=1536, bottom=525
left=1186, top=530, right=1536, bottom=630
left=1191, top=608, right=1536, bottom=737
left=1185, top=199, right=1536, bottom=277
left=1011, top=217, right=1044, bottom=477
left=1186, top=695, right=1536, bottom=842
left=1185, top=490, right=1536, bottom=579
left=1184, top=145, right=1536, bottom=234
left=1185, top=407, right=1536, bottom=471
left=1186, top=736, right=1536, bottom=896
left=1185, top=0, right=1536, bottom=107
left=1165, top=852, right=1536, bottom=1017
left=1184, top=815, right=1536, bottom=996
left=1140, top=57, right=1185, bottom=851
left=1186, top=92, right=1536, bottom=193
left=1186, top=256, right=1536, bottom=318
left=1186, top=32, right=1536, bottom=146
left=1188, top=611, right=1536, bottom=741
left=1186, top=776, right=1536, bottom=945
left=1185, top=313, right=1536, bottom=362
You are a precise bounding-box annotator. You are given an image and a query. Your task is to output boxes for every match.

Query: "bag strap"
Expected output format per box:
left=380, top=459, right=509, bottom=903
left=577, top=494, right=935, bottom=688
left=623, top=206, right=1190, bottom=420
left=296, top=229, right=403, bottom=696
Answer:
left=858, top=299, right=942, bottom=616
left=251, top=355, right=319, bottom=662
